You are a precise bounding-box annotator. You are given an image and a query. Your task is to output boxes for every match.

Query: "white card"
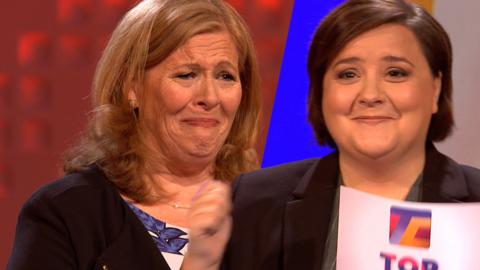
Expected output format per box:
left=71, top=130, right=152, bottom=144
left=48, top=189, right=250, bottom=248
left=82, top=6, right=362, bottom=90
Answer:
left=337, top=186, right=480, bottom=270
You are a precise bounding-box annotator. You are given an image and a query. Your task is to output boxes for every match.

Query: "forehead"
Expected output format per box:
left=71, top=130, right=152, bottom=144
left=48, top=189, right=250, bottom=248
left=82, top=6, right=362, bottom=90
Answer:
left=167, top=31, right=239, bottom=65
left=332, top=24, right=427, bottom=63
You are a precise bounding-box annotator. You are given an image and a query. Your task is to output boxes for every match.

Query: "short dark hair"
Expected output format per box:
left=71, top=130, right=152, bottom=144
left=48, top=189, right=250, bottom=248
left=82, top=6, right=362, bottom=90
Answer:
left=307, top=0, right=453, bottom=147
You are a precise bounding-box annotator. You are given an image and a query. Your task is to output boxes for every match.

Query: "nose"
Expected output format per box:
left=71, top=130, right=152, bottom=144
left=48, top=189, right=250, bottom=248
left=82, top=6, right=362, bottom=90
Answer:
left=195, top=77, right=219, bottom=110
left=357, top=76, right=386, bottom=107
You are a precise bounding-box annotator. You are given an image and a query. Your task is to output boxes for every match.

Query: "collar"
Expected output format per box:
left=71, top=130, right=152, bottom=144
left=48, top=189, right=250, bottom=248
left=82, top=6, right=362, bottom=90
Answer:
left=422, top=143, right=469, bottom=202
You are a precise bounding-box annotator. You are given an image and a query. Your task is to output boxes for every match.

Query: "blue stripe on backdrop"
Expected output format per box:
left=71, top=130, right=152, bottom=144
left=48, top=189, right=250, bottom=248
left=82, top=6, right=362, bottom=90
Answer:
left=262, top=0, right=346, bottom=168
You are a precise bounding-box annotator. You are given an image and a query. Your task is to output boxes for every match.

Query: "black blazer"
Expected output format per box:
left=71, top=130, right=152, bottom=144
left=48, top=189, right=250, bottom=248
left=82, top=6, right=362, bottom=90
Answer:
left=7, top=167, right=171, bottom=270
left=221, top=146, right=480, bottom=270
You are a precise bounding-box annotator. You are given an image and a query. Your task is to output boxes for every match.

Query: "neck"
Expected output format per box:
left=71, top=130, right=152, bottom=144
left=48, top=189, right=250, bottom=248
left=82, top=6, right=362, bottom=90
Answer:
left=339, top=148, right=425, bottom=200
left=141, top=160, right=215, bottom=205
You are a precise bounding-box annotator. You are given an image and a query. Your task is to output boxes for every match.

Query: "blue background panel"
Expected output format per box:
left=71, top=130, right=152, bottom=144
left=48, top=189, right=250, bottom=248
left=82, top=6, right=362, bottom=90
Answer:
left=262, top=0, right=345, bottom=168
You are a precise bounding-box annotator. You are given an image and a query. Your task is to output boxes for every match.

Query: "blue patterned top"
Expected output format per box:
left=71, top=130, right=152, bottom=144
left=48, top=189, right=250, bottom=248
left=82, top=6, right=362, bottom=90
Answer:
left=126, top=202, right=189, bottom=255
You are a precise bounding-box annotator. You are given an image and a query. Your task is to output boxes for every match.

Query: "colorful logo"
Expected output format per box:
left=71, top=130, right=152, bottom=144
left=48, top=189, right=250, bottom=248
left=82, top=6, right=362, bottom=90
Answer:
left=389, top=206, right=432, bottom=248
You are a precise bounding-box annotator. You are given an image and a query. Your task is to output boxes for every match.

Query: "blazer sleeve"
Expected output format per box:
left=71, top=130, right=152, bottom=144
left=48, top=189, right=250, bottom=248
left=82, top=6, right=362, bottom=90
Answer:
left=7, top=197, right=77, bottom=270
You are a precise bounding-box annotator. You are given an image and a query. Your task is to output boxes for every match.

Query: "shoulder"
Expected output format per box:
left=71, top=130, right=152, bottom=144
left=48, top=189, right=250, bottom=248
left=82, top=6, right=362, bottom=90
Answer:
left=28, top=166, right=115, bottom=206
left=459, top=164, right=480, bottom=181
left=16, top=167, right=130, bottom=255
left=430, top=149, right=480, bottom=201
left=9, top=167, right=166, bottom=269
left=232, top=158, right=320, bottom=206
left=22, top=166, right=123, bottom=224
left=225, top=158, right=326, bottom=269
left=458, top=163, right=480, bottom=199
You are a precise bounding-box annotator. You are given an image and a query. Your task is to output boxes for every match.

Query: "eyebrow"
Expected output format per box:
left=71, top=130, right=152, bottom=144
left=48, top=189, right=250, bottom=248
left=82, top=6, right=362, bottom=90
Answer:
left=172, top=60, right=238, bottom=71
left=331, top=55, right=415, bottom=68
left=331, top=57, right=364, bottom=68
left=216, top=60, right=238, bottom=71
left=382, top=55, right=415, bottom=67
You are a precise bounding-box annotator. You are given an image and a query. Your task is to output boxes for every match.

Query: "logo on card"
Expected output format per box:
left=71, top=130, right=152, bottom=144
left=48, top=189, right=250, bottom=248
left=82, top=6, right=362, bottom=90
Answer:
left=389, top=206, right=432, bottom=248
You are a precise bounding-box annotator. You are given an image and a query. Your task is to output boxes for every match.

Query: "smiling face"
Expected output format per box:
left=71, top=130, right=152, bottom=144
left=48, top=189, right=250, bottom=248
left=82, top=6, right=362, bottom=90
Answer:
left=322, top=24, right=441, bottom=162
left=132, top=31, right=242, bottom=172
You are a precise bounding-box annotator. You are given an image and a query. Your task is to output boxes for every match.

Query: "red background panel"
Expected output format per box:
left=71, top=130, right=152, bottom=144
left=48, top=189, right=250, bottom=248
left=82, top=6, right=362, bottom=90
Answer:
left=18, top=75, right=51, bottom=110
left=0, top=0, right=293, bottom=266
left=0, top=74, right=12, bottom=111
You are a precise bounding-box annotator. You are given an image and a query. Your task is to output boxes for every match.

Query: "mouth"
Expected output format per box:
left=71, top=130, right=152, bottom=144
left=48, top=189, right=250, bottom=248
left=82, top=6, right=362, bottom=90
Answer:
left=181, top=118, right=220, bottom=128
left=351, top=116, right=395, bottom=125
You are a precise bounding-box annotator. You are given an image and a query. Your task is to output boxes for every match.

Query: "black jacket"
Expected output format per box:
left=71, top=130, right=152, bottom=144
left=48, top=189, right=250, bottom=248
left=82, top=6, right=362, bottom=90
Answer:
left=222, top=146, right=480, bottom=270
left=7, top=167, right=171, bottom=270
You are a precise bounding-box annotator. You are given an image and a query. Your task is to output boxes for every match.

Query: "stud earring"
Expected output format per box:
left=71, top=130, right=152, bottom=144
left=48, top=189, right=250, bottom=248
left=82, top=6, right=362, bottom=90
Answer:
left=128, top=99, right=139, bottom=122
left=128, top=99, right=138, bottom=109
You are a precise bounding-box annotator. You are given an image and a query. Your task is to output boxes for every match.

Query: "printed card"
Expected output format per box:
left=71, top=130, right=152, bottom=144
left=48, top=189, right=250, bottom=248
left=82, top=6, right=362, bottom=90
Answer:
left=337, top=186, right=480, bottom=270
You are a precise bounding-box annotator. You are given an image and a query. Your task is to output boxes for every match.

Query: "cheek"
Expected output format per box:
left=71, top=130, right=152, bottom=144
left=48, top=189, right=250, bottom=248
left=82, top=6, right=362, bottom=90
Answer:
left=153, top=80, right=191, bottom=114
left=221, top=85, right=242, bottom=118
left=140, top=80, right=191, bottom=134
left=322, top=83, right=357, bottom=117
left=388, top=81, right=434, bottom=113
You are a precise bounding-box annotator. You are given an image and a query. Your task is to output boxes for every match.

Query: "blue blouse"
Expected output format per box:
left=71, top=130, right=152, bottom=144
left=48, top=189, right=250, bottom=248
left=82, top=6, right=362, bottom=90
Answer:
left=126, top=202, right=189, bottom=255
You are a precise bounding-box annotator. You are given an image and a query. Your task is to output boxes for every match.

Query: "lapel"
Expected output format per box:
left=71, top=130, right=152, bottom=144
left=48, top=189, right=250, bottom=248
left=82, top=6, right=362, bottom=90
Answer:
left=283, top=152, right=339, bottom=270
left=95, top=192, right=172, bottom=270
left=422, top=144, right=469, bottom=202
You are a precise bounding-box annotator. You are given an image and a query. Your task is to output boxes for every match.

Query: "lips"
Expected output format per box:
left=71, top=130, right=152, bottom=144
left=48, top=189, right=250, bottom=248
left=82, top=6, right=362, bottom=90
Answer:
left=181, top=118, right=220, bottom=128
left=351, top=115, right=395, bottom=125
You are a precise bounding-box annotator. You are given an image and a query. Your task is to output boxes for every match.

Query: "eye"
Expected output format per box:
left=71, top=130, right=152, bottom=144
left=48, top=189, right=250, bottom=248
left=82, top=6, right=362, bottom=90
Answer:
left=336, top=70, right=359, bottom=81
left=175, top=72, right=196, bottom=80
left=218, top=71, right=237, bottom=82
left=386, top=68, right=409, bottom=81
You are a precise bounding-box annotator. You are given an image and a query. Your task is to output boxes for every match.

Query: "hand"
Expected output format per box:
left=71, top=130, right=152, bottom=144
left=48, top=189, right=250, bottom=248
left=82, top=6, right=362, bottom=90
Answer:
left=182, top=181, right=232, bottom=270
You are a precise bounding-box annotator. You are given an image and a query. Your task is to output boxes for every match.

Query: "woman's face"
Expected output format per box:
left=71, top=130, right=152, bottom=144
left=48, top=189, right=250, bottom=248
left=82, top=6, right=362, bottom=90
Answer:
left=322, top=24, right=441, bottom=161
left=135, top=31, right=242, bottom=169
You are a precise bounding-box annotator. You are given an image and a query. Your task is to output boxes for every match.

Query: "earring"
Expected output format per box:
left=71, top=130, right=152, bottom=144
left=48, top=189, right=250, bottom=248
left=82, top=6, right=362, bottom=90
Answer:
left=128, top=99, right=139, bottom=122
left=128, top=99, right=138, bottom=109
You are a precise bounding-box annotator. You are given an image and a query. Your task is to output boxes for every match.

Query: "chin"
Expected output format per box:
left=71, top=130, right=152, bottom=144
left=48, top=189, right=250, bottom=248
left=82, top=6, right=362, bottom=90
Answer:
left=358, top=149, right=393, bottom=160
left=352, top=139, right=397, bottom=160
left=185, top=141, right=222, bottom=160
left=187, top=149, right=216, bottom=159
left=176, top=134, right=227, bottom=162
